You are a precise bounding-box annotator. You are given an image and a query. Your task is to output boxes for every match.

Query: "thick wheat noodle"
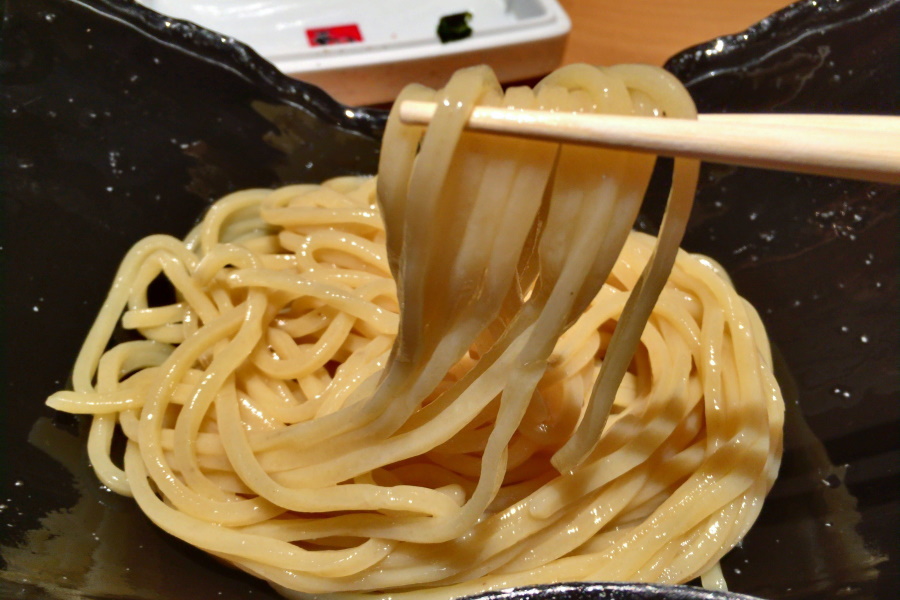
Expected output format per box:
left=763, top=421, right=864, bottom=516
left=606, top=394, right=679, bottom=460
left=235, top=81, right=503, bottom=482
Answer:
left=47, top=64, right=784, bottom=598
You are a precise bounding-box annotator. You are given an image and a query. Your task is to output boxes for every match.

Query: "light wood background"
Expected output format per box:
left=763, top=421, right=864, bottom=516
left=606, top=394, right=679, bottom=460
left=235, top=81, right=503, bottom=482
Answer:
left=558, top=0, right=793, bottom=66
left=302, top=0, right=795, bottom=105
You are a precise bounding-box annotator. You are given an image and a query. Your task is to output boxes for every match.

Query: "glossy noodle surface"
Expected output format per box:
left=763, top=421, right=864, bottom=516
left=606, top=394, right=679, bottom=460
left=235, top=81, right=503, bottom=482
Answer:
left=47, top=64, right=784, bottom=598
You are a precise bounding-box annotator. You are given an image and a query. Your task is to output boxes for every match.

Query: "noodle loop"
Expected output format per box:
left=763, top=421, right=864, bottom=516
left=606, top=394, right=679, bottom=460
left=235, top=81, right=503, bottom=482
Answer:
left=47, top=65, right=783, bottom=599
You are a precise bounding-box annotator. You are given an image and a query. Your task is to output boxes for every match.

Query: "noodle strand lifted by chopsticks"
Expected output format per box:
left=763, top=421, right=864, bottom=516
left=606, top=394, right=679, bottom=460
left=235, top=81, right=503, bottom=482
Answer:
left=47, top=64, right=784, bottom=598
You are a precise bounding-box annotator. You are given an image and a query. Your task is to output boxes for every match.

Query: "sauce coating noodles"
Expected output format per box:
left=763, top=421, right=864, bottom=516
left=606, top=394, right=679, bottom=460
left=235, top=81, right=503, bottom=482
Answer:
left=48, top=65, right=784, bottom=598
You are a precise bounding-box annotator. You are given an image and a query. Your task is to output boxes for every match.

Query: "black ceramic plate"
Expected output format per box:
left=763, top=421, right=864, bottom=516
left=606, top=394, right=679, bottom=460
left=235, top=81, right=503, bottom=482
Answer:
left=1, top=1, right=897, bottom=599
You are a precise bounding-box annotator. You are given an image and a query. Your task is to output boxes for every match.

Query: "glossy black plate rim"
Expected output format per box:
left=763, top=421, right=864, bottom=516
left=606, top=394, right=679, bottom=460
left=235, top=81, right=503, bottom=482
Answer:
left=463, top=582, right=761, bottom=600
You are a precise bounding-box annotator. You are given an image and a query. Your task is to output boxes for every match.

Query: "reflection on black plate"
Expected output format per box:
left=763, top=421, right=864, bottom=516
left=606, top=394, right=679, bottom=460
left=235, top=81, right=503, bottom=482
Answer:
left=0, top=0, right=897, bottom=599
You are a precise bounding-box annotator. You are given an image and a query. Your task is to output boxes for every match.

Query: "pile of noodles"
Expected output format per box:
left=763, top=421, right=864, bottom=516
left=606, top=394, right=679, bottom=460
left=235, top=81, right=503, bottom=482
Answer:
left=48, top=64, right=784, bottom=598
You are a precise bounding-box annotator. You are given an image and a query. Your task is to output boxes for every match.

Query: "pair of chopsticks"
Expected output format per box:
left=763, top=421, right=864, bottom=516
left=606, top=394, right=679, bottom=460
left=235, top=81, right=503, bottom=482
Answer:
left=399, top=101, right=900, bottom=185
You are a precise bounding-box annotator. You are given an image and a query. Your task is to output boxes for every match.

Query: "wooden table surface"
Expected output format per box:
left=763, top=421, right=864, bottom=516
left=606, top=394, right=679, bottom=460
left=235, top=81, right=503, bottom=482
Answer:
left=306, top=0, right=795, bottom=105
left=557, top=0, right=793, bottom=66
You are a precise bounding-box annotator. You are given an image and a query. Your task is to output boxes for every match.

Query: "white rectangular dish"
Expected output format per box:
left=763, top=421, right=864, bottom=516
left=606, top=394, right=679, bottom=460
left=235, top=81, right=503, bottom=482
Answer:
left=139, top=0, right=571, bottom=104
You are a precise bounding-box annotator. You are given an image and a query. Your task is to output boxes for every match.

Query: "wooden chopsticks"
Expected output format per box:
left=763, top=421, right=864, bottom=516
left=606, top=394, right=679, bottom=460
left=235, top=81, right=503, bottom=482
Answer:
left=399, top=101, right=900, bottom=185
